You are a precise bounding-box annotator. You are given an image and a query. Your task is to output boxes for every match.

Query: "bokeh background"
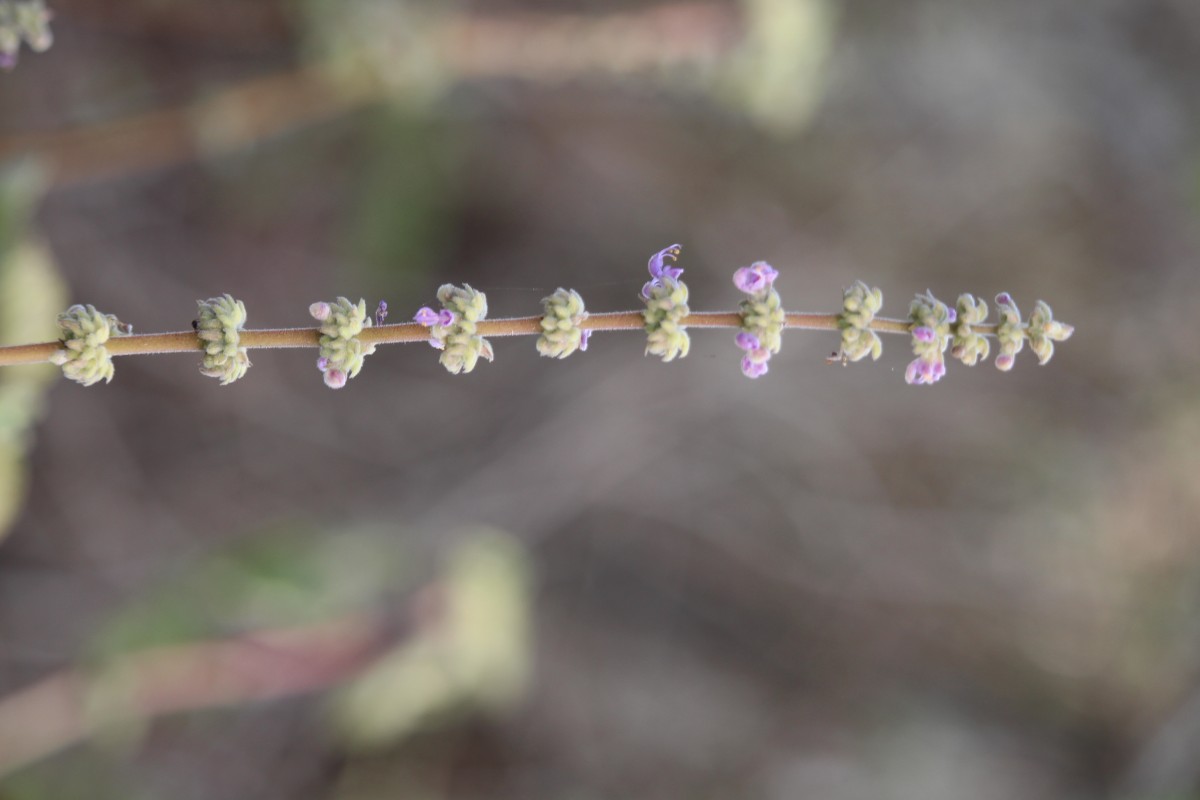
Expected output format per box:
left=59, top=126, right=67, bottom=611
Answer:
left=3, top=1, right=1200, bottom=798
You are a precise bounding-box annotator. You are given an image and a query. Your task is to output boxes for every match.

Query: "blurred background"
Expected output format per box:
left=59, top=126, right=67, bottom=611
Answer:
left=2, top=0, right=1200, bottom=798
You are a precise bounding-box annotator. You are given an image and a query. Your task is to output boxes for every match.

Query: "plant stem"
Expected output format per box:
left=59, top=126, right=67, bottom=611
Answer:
left=0, top=312, right=1002, bottom=368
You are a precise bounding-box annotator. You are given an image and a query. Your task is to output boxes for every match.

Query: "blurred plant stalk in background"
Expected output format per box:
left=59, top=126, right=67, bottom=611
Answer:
left=0, top=0, right=832, bottom=186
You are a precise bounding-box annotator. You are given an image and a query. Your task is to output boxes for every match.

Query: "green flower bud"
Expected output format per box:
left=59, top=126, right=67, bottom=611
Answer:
left=51, top=304, right=131, bottom=386
left=430, top=284, right=493, bottom=375
left=642, top=277, right=690, bottom=362
left=949, top=293, right=990, bottom=367
left=837, top=280, right=884, bottom=362
left=312, top=297, right=377, bottom=387
left=536, top=288, right=589, bottom=359
left=195, top=294, right=250, bottom=385
left=1026, top=300, right=1074, bottom=366
left=993, top=292, right=1026, bottom=370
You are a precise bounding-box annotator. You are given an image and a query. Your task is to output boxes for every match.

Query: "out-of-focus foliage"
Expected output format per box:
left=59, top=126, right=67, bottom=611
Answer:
left=0, top=160, right=64, bottom=541
left=90, top=527, right=409, bottom=660
left=331, top=531, right=531, bottom=748
left=721, top=0, right=835, bottom=134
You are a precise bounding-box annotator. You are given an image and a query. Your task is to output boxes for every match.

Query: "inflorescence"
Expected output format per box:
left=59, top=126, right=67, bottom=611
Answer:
left=3, top=245, right=1074, bottom=389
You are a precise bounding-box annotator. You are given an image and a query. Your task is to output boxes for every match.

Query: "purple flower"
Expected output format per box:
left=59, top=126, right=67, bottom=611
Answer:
left=438, top=309, right=456, bottom=326
left=643, top=244, right=683, bottom=297
left=413, top=307, right=440, bottom=326
left=995, top=353, right=1015, bottom=372
left=912, top=326, right=936, bottom=343
left=579, top=330, right=591, bottom=352
left=735, top=332, right=761, bottom=351
left=733, top=262, right=779, bottom=295
left=648, top=244, right=682, bottom=280
left=428, top=337, right=445, bottom=350
left=375, top=300, right=389, bottom=326
left=309, top=302, right=332, bottom=321
left=904, top=355, right=946, bottom=386
left=323, top=368, right=348, bottom=389
left=316, top=356, right=330, bottom=371
left=741, top=354, right=770, bottom=379
left=996, top=292, right=1014, bottom=307
left=946, top=307, right=957, bottom=324
left=732, top=267, right=764, bottom=294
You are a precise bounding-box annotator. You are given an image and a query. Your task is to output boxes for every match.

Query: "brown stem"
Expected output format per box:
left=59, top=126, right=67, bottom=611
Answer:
left=0, top=312, right=995, bottom=368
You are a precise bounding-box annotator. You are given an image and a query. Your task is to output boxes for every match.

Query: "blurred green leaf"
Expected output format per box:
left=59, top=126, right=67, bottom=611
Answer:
left=89, top=527, right=408, bottom=660
left=332, top=530, right=532, bottom=748
left=0, top=160, right=65, bottom=541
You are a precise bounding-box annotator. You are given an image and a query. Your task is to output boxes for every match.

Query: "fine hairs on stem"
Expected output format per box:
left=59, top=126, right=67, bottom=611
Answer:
left=0, top=245, right=1074, bottom=389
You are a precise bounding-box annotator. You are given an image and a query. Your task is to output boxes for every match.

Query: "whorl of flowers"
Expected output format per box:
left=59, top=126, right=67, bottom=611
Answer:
left=642, top=245, right=690, bottom=362
left=536, top=288, right=589, bottom=359
left=733, top=261, right=784, bottom=379
left=1026, top=299, right=1074, bottom=366
left=949, top=293, right=990, bottom=367
left=905, top=290, right=954, bottom=386
left=992, top=293, right=1025, bottom=372
left=310, top=297, right=376, bottom=389
left=0, top=1, right=52, bottom=71
left=837, top=280, right=883, bottom=363
left=194, top=295, right=250, bottom=385
left=414, top=284, right=493, bottom=375
left=49, top=304, right=131, bottom=386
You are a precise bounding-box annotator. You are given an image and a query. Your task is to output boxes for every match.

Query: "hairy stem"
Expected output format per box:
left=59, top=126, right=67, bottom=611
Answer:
left=0, top=312, right=1002, bottom=368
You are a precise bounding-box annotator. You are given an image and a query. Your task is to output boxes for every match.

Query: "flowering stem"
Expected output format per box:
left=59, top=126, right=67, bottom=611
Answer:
left=0, top=311, right=1004, bottom=368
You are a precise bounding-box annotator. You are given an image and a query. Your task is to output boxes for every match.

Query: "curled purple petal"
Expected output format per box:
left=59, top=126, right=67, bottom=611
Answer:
left=912, top=326, right=936, bottom=343
left=931, top=358, right=946, bottom=381
left=735, top=332, right=761, bottom=351
left=580, top=329, right=591, bottom=352
left=995, top=353, right=1015, bottom=372
left=732, top=267, right=764, bottom=294
left=413, top=307, right=440, bottom=326
left=437, top=309, right=456, bottom=327
left=429, top=337, right=445, bottom=350
left=642, top=280, right=657, bottom=299
left=946, top=307, right=957, bottom=323
left=316, top=356, right=329, bottom=371
left=663, top=266, right=684, bottom=281
left=996, top=292, right=1014, bottom=307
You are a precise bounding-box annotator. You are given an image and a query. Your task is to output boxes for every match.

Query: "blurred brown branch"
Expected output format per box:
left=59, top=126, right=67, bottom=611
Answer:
left=0, top=612, right=393, bottom=777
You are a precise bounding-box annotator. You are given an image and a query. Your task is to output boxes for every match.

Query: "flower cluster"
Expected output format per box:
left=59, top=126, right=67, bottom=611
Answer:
left=905, top=290, right=954, bottom=386
left=310, top=297, right=376, bottom=389
left=641, top=245, right=691, bottom=362
left=993, top=293, right=1024, bottom=372
left=194, top=295, right=250, bottom=385
left=733, top=261, right=784, bottom=378
left=949, top=294, right=990, bottom=367
left=536, top=288, right=589, bottom=359
left=837, top=280, right=883, bottom=363
left=0, top=0, right=52, bottom=71
left=49, top=304, right=131, bottom=386
left=1026, top=299, right=1074, bottom=366
left=415, top=284, right=493, bottom=374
